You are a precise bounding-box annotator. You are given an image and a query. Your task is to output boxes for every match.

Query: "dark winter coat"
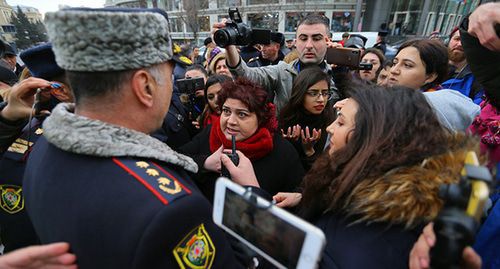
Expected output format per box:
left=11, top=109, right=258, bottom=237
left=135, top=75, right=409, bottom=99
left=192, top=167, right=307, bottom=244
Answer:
left=23, top=104, right=244, bottom=269
left=316, top=134, right=479, bottom=269
left=180, top=125, right=305, bottom=202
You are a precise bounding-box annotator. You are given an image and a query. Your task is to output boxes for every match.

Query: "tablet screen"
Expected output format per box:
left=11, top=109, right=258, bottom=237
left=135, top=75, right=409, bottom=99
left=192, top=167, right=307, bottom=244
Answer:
left=222, top=188, right=306, bottom=268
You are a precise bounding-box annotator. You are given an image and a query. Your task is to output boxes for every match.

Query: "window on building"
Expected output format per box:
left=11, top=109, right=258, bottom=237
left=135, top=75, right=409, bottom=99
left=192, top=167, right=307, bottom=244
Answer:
left=285, top=12, right=325, bottom=32
left=247, top=13, right=279, bottom=31
left=2, top=25, right=15, bottom=33
left=331, top=12, right=354, bottom=32
left=199, top=16, right=211, bottom=32
left=165, top=0, right=181, bottom=11
left=247, top=0, right=278, bottom=5
left=169, top=17, right=184, bottom=33
left=218, top=0, right=242, bottom=8
left=198, top=0, right=209, bottom=9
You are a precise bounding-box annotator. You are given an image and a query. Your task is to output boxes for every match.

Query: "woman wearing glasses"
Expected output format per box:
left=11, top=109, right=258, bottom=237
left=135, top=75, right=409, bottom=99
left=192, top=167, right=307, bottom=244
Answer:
left=279, top=67, right=335, bottom=171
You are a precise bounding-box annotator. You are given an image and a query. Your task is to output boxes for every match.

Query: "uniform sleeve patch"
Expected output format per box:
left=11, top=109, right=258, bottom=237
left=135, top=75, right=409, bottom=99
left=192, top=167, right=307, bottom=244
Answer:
left=173, top=223, right=216, bottom=269
left=0, top=185, right=24, bottom=214
left=112, top=158, right=191, bottom=205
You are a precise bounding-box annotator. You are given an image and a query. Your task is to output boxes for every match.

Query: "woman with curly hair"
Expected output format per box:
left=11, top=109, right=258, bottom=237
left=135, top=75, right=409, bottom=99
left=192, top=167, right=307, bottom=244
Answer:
left=180, top=77, right=304, bottom=201
left=273, top=84, right=480, bottom=268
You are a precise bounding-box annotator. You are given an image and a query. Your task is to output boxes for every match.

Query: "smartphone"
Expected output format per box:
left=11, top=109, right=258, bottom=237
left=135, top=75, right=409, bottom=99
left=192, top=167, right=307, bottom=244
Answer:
left=175, top=77, right=205, bottom=95
left=325, top=47, right=361, bottom=69
left=213, top=177, right=326, bottom=269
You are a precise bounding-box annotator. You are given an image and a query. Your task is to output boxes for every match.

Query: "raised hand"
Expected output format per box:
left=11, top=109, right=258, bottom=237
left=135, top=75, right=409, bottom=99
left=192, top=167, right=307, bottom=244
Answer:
left=301, top=126, right=322, bottom=157
left=281, top=124, right=301, bottom=141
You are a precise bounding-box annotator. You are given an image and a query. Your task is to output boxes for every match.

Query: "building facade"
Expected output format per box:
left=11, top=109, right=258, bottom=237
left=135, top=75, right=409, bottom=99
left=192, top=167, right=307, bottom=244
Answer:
left=103, top=0, right=481, bottom=45
left=0, top=0, right=14, bottom=43
left=364, top=0, right=480, bottom=39
left=16, top=6, right=43, bottom=24
left=136, top=0, right=365, bottom=44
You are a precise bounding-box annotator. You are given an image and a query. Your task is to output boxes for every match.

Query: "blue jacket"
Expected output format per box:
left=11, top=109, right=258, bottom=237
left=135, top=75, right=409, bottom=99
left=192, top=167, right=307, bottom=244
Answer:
left=441, top=66, right=484, bottom=105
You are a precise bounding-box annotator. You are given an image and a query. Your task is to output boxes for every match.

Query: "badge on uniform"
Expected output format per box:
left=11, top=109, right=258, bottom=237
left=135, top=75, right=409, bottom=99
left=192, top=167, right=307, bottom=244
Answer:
left=173, top=223, right=216, bottom=269
left=0, top=185, right=24, bottom=214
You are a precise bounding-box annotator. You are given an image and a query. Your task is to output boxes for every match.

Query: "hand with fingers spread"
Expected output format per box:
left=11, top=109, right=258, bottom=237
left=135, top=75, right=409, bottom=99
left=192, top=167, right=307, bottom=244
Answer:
left=0, top=242, right=78, bottom=269
left=1, top=78, right=52, bottom=121
left=281, top=124, right=301, bottom=141
left=273, top=192, right=302, bottom=208
left=204, top=145, right=224, bottom=173
left=467, top=2, right=500, bottom=52
left=301, top=126, right=322, bottom=157
left=221, top=150, right=259, bottom=187
left=409, top=223, right=481, bottom=269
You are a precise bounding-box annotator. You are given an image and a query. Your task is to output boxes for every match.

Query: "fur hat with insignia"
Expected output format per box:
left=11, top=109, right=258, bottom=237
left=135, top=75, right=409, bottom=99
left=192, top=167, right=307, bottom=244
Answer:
left=44, top=8, right=174, bottom=72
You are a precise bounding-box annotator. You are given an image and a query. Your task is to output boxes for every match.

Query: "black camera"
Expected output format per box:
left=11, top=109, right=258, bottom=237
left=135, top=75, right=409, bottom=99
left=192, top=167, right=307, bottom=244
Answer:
left=221, top=135, right=240, bottom=179
left=175, top=77, right=205, bottom=120
left=430, top=153, right=491, bottom=269
left=214, top=8, right=271, bottom=47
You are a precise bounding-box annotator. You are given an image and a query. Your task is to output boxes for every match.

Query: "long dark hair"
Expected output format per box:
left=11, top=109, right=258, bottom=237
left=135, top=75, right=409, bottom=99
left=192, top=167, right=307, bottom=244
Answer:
left=299, top=84, right=451, bottom=221
left=396, top=39, right=448, bottom=91
left=279, top=66, right=335, bottom=128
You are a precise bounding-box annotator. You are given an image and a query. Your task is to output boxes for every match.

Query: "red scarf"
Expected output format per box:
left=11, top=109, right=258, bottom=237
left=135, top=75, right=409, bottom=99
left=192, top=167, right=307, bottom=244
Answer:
left=209, top=119, right=274, bottom=161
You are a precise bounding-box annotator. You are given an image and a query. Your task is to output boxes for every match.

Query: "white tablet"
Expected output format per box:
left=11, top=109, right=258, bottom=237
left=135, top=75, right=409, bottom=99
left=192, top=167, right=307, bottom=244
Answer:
left=213, top=177, right=326, bottom=269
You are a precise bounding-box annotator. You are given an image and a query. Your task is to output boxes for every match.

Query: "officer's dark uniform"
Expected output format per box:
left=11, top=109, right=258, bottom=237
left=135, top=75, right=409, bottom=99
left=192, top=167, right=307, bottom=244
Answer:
left=23, top=135, right=244, bottom=269
left=247, top=50, right=285, bottom=68
left=0, top=117, right=43, bottom=252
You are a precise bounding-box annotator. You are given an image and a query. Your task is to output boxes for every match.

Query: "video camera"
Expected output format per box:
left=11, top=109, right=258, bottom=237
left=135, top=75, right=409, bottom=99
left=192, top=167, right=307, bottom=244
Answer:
left=175, top=77, right=205, bottom=120
left=214, top=8, right=271, bottom=47
left=430, top=152, right=491, bottom=269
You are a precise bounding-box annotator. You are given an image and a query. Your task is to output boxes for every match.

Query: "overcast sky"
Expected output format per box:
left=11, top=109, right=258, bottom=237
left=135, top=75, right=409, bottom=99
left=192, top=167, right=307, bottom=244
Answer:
left=6, top=0, right=105, bottom=15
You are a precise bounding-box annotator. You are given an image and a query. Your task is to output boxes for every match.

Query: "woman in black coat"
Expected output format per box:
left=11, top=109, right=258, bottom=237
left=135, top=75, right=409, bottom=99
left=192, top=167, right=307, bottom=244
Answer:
left=279, top=67, right=335, bottom=171
left=180, top=78, right=304, bottom=202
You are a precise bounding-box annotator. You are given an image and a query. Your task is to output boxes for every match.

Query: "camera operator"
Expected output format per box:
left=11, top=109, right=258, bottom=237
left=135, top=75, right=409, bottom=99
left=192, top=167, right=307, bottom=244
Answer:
left=247, top=32, right=286, bottom=67
left=409, top=223, right=481, bottom=269
left=213, top=14, right=340, bottom=113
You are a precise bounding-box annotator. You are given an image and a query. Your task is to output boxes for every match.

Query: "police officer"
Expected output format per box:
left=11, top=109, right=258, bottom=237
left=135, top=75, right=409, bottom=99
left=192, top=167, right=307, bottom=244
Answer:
left=247, top=32, right=286, bottom=67
left=0, top=43, right=72, bottom=252
left=23, top=8, right=258, bottom=268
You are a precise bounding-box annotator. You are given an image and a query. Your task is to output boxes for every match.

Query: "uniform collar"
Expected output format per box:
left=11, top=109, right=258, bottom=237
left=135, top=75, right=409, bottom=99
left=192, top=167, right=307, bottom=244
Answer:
left=42, top=103, right=198, bottom=173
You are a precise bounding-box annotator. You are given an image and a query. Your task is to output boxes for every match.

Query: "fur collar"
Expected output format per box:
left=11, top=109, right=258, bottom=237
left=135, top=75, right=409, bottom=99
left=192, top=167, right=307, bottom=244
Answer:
left=43, top=103, right=198, bottom=173
left=342, top=134, right=480, bottom=228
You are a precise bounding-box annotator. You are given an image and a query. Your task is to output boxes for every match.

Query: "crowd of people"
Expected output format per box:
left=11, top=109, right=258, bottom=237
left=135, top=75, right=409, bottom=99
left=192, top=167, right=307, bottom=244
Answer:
left=0, top=2, right=498, bottom=269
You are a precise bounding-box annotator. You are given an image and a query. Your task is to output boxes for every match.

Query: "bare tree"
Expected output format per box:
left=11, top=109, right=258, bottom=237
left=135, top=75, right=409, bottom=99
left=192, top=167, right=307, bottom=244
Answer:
left=178, top=0, right=211, bottom=45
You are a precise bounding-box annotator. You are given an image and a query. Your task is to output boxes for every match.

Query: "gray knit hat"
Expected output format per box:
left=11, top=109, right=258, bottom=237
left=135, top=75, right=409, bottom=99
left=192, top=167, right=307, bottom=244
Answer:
left=44, top=8, right=173, bottom=72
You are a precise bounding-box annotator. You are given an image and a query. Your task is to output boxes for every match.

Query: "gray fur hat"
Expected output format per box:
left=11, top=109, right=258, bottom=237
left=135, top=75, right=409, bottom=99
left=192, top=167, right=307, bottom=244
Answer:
left=44, top=8, right=173, bottom=72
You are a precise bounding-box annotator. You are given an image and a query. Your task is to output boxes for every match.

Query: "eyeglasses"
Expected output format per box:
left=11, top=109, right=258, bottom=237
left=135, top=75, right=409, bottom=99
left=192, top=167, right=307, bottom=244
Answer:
left=306, top=90, right=333, bottom=100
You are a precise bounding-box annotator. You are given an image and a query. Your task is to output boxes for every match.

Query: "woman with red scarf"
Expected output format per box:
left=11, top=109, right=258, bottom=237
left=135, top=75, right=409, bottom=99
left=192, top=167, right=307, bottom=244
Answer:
left=180, top=78, right=305, bottom=201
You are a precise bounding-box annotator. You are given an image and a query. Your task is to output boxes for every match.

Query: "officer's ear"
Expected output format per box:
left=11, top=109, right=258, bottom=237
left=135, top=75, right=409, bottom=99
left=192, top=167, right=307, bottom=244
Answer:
left=131, top=69, right=154, bottom=108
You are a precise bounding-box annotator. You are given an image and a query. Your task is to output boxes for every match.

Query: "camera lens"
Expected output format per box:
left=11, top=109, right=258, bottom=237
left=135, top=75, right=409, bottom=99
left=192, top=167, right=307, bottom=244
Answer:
left=214, top=29, right=231, bottom=47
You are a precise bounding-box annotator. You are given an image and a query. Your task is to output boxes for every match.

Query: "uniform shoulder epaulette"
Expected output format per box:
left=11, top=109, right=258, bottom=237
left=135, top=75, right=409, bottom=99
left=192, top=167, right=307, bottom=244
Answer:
left=112, top=158, right=191, bottom=205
